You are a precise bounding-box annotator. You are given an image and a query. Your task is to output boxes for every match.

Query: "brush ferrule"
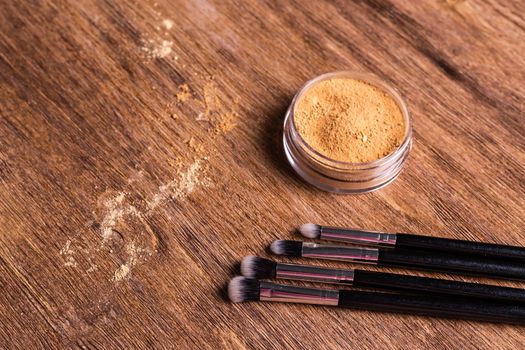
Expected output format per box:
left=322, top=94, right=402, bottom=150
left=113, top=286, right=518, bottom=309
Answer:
left=276, top=263, right=354, bottom=284
left=302, top=242, right=379, bottom=264
left=259, top=281, right=339, bottom=305
left=319, top=226, right=397, bottom=247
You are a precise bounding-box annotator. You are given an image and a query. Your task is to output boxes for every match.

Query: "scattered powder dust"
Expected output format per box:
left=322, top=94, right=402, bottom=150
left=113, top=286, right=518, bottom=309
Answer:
left=147, top=159, right=211, bottom=210
left=141, top=38, right=173, bottom=59
left=96, top=192, right=155, bottom=282
left=113, top=264, right=130, bottom=281
left=68, top=157, right=212, bottom=280
left=59, top=238, right=98, bottom=272
left=77, top=75, right=238, bottom=281
left=60, top=240, right=77, bottom=267
left=113, top=241, right=151, bottom=281
left=126, top=170, right=144, bottom=184
left=162, top=19, right=174, bottom=30
left=167, top=155, right=183, bottom=168
left=196, top=80, right=220, bottom=122
left=86, top=262, right=98, bottom=273
left=185, top=137, right=204, bottom=154
left=176, top=84, right=192, bottom=102
left=294, top=78, right=405, bottom=163
left=100, top=193, right=141, bottom=242
left=213, top=111, right=238, bottom=134
left=195, top=80, right=238, bottom=133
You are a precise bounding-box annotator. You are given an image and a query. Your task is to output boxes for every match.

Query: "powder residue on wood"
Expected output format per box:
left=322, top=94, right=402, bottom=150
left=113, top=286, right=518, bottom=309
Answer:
left=176, top=84, right=192, bottom=102
left=294, top=78, right=405, bottom=163
left=162, top=19, right=174, bottom=30
left=148, top=159, right=210, bottom=210
left=100, top=193, right=141, bottom=242
left=185, top=137, right=204, bottom=154
left=113, top=241, right=151, bottom=281
left=141, top=38, right=173, bottom=59
left=60, top=240, right=77, bottom=267
left=196, top=80, right=238, bottom=133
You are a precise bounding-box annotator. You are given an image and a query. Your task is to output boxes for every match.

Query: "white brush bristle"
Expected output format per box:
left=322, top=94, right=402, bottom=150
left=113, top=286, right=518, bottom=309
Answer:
left=299, top=223, right=320, bottom=238
left=228, top=276, right=246, bottom=303
left=241, top=256, right=257, bottom=278
left=270, top=240, right=285, bottom=255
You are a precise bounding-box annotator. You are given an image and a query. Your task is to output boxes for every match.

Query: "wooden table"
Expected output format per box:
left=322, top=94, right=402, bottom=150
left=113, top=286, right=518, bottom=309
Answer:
left=1, top=1, right=524, bottom=348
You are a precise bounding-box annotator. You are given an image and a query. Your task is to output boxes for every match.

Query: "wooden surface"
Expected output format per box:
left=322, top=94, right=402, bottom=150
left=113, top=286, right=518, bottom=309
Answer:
left=1, top=0, right=525, bottom=348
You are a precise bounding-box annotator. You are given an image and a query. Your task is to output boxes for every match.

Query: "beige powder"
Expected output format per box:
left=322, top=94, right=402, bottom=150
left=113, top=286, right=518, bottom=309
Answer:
left=294, top=78, right=406, bottom=163
left=176, top=84, right=192, bottom=102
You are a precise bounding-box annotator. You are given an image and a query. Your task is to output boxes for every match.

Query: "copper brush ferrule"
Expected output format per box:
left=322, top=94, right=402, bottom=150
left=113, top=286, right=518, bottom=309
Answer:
left=259, top=281, right=339, bottom=306
left=319, top=226, right=397, bottom=246
left=276, top=263, right=355, bottom=284
left=303, top=224, right=397, bottom=247
left=301, top=242, right=380, bottom=263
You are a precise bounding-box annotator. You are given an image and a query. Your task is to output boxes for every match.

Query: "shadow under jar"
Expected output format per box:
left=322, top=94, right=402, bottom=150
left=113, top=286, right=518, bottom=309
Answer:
left=283, top=71, right=413, bottom=194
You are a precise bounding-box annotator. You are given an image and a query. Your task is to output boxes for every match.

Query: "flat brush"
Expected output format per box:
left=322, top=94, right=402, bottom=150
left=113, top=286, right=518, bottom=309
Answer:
left=300, top=223, right=525, bottom=262
left=270, top=240, right=525, bottom=280
left=241, top=256, right=525, bottom=303
left=228, top=277, right=525, bottom=325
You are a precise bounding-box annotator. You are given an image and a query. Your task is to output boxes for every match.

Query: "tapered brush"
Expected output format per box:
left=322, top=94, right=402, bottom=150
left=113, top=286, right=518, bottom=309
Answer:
left=270, top=240, right=525, bottom=280
left=300, top=223, right=525, bottom=262
left=228, top=277, right=525, bottom=325
left=241, top=256, right=525, bottom=303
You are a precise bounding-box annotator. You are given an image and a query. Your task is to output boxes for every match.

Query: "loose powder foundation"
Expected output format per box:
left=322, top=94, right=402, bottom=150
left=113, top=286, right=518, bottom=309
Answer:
left=294, top=78, right=406, bottom=163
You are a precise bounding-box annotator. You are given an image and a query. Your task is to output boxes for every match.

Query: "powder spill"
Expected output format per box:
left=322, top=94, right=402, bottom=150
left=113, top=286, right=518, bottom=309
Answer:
left=141, top=38, right=173, bottom=59
left=113, top=241, right=151, bottom=281
left=195, top=80, right=238, bottom=133
left=176, top=84, right=192, bottom=102
left=162, top=19, right=174, bottom=30
left=60, top=240, right=77, bottom=267
left=100, top=193, right=141, bottom=242
left=113, top=264, right=130, bottom=281
left=213, top=111, right=237, bottom=134
left=294, top=78, right=405, bottom=163
left=148, top=159, right=210, bottom=210
left=185, top=137, right=205, bottom=154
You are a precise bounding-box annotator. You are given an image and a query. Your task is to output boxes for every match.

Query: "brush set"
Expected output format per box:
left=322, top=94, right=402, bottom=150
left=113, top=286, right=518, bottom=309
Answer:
left=229, top=224, right=525, bottom=325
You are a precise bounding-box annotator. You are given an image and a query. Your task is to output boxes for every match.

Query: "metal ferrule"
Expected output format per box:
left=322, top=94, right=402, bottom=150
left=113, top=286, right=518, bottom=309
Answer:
left=276, top=263, right=355, bottom=285
left=302, top=242, right=380, bottom=264
left=319, top=226, right=397, bottom=247
left=259, top=281, right=339, bottom=306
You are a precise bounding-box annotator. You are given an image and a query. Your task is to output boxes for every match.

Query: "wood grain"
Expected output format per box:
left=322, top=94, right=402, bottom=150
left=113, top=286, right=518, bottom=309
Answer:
left=1, top=0, right=524, bottom=348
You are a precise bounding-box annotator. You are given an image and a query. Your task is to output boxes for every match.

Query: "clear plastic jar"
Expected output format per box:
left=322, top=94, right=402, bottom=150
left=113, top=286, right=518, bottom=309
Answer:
left=283, top=71, right=412, bottom=194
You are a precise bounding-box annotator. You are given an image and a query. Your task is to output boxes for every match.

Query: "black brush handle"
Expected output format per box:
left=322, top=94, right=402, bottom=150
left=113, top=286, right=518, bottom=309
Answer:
left=397, top=233, right=525, bottom=262
left=338, top=290, right=525, bottom=324
left=353, top=269, right=525, bottom=303
left=378, top=248, right=525, bottom=280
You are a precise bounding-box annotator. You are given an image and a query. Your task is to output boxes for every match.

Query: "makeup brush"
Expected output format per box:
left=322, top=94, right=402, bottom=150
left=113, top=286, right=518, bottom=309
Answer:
left=241, top=256, right=525, bottom=303
left=228, top=277, right=525, bottom=324
left=270, top=240, right=525, bottom=280
left=300, top=224, right=525, bottom=262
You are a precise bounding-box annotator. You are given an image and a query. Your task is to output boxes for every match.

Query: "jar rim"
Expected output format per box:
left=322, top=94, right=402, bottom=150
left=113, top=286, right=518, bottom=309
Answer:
left=289, top=71, right=412, bottom=169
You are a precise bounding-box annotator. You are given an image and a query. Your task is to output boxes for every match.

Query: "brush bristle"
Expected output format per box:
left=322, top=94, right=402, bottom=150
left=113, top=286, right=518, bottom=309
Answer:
left=228, top=276, right=261, bottom=303
left=270, top=240, right=303, bottom=257
left=299, top=223, right=321, bottom=239
left=241, top=256, right=277, bottom=279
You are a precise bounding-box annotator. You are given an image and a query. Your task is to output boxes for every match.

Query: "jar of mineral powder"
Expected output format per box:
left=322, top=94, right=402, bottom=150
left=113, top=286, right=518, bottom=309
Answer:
left=283, top=71, right=412, bottom=193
